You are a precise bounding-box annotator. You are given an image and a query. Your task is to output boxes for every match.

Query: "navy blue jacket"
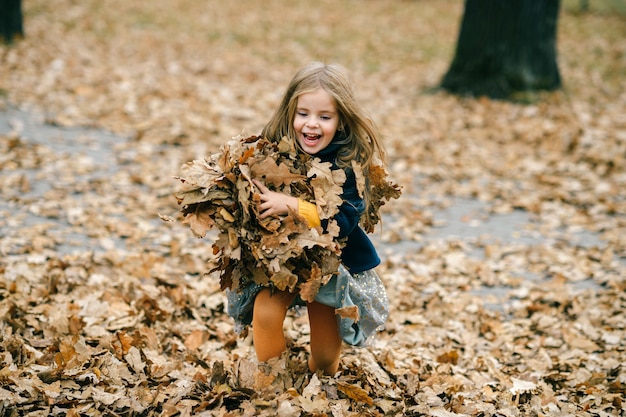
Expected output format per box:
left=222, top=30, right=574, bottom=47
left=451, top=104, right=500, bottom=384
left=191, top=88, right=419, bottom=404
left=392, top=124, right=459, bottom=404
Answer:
left=314, top=137, right=380, bottom=273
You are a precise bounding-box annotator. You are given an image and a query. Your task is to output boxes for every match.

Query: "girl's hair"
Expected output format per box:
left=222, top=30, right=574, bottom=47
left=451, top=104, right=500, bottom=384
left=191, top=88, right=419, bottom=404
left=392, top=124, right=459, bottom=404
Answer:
left=262, top=62, right=387, bottom=218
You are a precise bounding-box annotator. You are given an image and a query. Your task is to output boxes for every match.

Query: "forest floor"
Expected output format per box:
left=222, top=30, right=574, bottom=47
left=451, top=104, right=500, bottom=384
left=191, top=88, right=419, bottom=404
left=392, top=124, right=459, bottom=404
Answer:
left=0, top=0, right=625, bottom=416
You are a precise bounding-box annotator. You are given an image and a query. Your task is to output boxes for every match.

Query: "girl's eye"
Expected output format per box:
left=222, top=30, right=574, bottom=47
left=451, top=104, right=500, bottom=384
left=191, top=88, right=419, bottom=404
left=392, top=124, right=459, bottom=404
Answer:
left=297, top=111, right=307, bottom=117
left=321, top=115, right=332, bottom=120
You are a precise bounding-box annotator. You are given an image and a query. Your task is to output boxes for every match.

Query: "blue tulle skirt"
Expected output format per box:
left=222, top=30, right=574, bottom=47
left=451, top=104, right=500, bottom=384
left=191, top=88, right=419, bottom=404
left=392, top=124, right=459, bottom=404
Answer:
left=226, top=265, right=389, bottom=346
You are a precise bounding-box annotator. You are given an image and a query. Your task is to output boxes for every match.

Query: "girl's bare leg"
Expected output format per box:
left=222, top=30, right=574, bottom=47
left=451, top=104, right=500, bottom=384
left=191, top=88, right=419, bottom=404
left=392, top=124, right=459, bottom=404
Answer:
left=252, top=288, right=296, bottom=362
left=307, top=301, right=341, bottom=375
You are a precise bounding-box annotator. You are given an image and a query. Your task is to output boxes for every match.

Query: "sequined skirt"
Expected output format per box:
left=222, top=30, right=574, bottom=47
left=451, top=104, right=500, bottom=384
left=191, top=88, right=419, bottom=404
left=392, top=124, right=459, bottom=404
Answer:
left=226, top=265, right=389, bottom=346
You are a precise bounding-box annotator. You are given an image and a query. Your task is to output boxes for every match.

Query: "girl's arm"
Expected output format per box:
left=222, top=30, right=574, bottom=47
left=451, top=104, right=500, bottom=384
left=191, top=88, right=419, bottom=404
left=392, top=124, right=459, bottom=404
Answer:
left=254, top=170, right=363, bottom=235
left=254, top=179, right=321, bottom=227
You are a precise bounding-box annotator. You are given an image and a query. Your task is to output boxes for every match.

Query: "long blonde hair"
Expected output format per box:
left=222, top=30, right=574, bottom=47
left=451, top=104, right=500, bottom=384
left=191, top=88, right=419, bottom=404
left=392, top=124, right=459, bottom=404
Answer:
left=262, top=62, right=387, bottom=218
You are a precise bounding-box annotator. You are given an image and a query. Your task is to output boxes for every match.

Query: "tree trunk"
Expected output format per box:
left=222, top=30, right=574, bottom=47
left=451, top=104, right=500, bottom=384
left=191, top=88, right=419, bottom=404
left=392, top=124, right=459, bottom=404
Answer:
left=0, top=0, right=24, bottom=44
left=441, top=0, right=561, bottom=99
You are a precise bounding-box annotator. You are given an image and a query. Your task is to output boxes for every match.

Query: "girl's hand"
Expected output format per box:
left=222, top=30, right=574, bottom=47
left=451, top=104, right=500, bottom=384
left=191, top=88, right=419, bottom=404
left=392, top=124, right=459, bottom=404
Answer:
left=253, top=179, right=298, bottom=219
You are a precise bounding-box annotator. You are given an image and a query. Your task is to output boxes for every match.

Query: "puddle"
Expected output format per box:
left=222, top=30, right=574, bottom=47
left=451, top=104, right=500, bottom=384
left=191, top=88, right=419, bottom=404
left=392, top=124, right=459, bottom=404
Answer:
left=0, top=105, right=131, bottom=254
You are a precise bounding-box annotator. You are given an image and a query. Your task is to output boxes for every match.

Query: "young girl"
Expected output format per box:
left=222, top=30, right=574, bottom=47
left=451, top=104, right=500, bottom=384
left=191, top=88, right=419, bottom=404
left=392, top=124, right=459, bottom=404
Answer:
left=227, top=62, right=390, bottom=375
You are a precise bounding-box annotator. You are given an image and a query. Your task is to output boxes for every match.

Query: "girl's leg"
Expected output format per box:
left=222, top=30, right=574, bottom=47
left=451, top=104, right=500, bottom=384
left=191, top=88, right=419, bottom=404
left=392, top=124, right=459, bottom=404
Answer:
left=252, top=288, right=296, bottom=362
left=307, top=301, right=341, bottom=375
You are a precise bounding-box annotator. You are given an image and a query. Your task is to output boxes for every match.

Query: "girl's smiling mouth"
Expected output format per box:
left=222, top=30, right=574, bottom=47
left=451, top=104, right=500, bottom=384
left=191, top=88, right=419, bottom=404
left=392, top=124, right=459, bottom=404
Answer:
left=303, top=133, right=322, bottom=145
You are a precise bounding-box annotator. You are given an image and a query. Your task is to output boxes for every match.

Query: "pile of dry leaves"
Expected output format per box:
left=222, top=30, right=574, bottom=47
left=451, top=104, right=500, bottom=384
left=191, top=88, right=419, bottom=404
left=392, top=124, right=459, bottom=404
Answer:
left=173, top=134, right=343, bottom=296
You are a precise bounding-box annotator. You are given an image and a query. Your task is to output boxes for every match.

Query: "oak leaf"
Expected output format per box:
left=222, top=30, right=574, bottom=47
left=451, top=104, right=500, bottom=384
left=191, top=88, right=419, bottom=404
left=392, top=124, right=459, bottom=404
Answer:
left=360, top=163, right=402, bottom=233
left=337, top=381, right=374, bottom=405
left=336, top=305, right=360, bottom=322
left=299, top=263, right=324, bottom=303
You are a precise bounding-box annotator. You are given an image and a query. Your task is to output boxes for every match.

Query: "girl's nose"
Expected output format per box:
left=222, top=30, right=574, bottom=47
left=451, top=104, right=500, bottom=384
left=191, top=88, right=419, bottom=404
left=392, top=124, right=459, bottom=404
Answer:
left=305, top=117, right=318, bottom=128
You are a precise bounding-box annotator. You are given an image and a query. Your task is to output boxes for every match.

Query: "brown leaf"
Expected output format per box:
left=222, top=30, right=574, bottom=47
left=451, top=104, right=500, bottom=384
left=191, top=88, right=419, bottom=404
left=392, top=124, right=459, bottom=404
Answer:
left=336, top=305, right=360, bottom=322
left=352, top=160, right=366, bottom=199
left=250, top=157, right=306, bottom=187
left=182, top=208, right=215, bottom=238
left=436, top=350, right=459, bottom=365
left=184, top=329, right=207, bottom=351
left=361, top=163, right=402, bottom=233
left=337, top=381, right=374, bottom=405
left=299, top=263, right=324, bottom=303
left=309, top=158, right=345, bottom=220
left=269, top=266, right=299, bottom=292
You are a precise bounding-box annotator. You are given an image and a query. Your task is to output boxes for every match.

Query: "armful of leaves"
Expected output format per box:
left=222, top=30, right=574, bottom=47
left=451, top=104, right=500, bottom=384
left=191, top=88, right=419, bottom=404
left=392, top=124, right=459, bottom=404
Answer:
left=172, top=134, right=345, bottom=297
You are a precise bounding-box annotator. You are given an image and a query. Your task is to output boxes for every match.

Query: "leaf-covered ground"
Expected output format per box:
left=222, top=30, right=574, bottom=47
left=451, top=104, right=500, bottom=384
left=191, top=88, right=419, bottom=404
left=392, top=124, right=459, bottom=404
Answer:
left=0, top=0, right=625, bottom=415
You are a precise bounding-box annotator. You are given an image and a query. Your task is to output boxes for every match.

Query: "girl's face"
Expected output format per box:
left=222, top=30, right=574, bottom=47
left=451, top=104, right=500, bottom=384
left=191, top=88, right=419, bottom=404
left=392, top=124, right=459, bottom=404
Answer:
left=293, top=89, right=339, bottom=155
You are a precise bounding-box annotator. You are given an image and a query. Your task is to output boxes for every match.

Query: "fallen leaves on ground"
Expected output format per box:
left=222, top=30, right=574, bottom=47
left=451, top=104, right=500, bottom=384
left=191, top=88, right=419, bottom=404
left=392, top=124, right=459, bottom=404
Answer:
left=0, top=0, right=625, bottom=415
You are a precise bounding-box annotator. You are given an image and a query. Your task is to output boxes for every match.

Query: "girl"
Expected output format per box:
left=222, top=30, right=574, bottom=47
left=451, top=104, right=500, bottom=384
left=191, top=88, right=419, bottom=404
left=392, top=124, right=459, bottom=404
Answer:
left=227, top=62, right=390, bottom=375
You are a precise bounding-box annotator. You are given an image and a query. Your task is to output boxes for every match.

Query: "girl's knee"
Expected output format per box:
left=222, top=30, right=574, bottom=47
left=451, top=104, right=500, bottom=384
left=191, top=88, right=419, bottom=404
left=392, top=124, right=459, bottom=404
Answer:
left=307, top=302, right=342, bottom=374
left=253, top=289, right=293, bottom=329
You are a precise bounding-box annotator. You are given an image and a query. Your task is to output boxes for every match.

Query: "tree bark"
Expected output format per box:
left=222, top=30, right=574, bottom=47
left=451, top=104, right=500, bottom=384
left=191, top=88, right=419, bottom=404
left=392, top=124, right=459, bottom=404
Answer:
left=441, top=0, right=561, bottom=99
left=0, top=0, right=24, bottom=44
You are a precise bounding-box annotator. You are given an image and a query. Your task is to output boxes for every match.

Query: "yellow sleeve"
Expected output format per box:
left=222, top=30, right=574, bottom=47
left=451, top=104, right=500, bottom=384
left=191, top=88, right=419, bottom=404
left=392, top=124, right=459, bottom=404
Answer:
left=297, top=199, right=321, bottom=228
